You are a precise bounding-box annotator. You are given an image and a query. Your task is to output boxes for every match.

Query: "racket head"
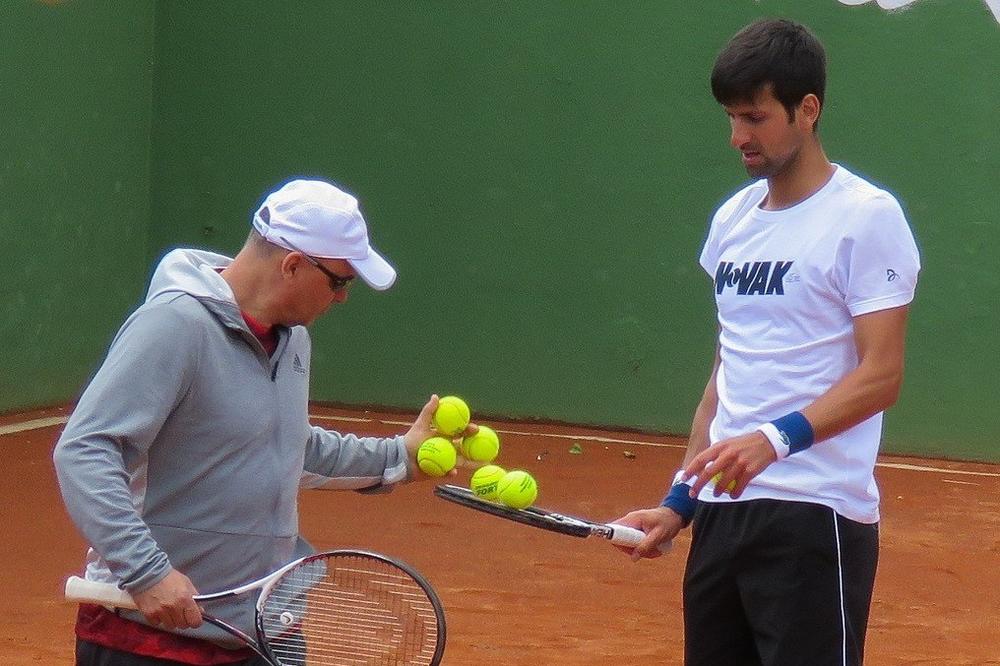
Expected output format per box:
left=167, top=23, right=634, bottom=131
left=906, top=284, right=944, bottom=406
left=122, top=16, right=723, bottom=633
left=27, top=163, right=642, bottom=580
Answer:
left=255, top=550, right=446, bottom=666
left=434, top=483, right=593, bottom=538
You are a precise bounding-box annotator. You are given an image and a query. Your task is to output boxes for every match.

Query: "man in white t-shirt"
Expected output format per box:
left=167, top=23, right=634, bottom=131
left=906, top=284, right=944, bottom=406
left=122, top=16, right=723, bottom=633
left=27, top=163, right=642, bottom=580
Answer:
left=615, top=18, right=919, bottom=666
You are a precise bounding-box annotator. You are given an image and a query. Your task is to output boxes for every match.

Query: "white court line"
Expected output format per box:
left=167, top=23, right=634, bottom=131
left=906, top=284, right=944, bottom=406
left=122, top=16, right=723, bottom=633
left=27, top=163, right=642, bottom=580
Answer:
left=5, top=413, right=999, bottom=479
left=311, top=415, right=1000, bottom=478
left=941, top=479, right=980, bottom=486
left=876, top=462, right=999, bottom=478
left=308, top=415, right=685, bottom=449
left=0, top=416, right=68, bottom=436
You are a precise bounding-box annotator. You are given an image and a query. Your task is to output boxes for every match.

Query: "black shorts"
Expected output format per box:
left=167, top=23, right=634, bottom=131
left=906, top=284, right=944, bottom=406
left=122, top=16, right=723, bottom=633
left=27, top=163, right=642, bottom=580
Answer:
left=683, top=499, right=879, bottom=666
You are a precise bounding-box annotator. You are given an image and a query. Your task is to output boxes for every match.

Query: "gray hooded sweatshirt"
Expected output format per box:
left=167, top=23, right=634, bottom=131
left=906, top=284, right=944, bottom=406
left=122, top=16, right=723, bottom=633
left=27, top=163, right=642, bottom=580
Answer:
left=53, top=248, right=412, bottom=647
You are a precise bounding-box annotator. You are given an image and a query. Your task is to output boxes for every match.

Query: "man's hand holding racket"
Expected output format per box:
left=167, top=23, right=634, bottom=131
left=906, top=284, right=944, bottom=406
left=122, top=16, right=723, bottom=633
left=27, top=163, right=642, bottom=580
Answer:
left=613, top=507, right=686, bottom=561
left=132, top=568, right=202, bottom=630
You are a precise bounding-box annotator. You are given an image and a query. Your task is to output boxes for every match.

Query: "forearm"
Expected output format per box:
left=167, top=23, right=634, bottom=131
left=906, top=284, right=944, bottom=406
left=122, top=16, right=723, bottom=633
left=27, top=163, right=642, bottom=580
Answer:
left=301, top=427, right=409, bottom=490
left=660, top=350, right=720, bottom=524
left=684, top=388, right=717, bottom=466
left=801, top=360, right=902, bottom=443
left=682, top=348, right=721, bottom=466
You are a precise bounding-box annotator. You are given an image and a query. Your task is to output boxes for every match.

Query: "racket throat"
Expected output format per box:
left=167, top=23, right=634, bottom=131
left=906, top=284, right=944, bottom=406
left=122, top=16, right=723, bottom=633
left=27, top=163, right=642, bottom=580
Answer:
left=202, top=616, right=272, bottom=664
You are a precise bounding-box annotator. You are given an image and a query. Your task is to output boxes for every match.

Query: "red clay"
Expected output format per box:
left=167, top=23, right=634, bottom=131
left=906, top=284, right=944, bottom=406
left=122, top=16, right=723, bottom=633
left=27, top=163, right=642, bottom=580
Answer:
left=3, top=405, right=998, bottom=665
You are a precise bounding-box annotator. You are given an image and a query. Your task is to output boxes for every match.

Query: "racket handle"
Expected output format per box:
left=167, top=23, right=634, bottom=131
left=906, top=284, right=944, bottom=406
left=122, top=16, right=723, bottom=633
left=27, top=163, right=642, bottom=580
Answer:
left=65, top=576, right=138, bottom=610
left=607, top=524, right=673, bottom=553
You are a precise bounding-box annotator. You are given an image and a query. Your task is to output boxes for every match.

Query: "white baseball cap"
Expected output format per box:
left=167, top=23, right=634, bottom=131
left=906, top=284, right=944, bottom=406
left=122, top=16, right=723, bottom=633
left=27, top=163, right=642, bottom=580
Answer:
left=251, top=179, right=397, bottom=290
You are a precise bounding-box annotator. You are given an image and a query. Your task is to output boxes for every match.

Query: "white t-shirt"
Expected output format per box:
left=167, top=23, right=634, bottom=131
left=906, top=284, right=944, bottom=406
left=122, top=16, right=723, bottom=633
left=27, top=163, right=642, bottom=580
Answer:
left=698, top=165, right=920, bottom=523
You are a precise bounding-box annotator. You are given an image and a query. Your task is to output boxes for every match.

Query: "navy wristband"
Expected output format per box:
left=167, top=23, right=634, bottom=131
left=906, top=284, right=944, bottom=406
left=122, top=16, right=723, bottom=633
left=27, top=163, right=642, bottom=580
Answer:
left=661, top=482, right=697, bottom=526
left=771, top=411, right=815, bottom=455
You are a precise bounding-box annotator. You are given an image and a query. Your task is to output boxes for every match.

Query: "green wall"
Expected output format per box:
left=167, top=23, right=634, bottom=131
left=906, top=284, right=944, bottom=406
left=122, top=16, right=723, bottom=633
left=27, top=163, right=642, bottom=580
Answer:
left=147, top=1, right=1000, bottom=460
left=147, top=2, right=724, bottom=431
left=5, top=1, right=998, bottom=461
left=1, top=1, right=156, bottom=407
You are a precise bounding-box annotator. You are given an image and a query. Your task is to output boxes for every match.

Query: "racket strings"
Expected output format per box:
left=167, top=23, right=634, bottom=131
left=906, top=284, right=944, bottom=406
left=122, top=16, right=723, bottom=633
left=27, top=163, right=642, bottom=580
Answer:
left=259, top=555, right=440, bottom=665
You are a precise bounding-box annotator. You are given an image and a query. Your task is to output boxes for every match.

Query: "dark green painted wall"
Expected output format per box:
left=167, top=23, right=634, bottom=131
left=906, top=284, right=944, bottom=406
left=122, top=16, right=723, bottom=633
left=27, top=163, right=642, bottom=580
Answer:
left=1, top=1, right=156, bottom=409
left=147, top=2, right=728, bottom=436
left=6, top=2, right=999, bottom=461
left=147, top=2, right=1000, bottom=460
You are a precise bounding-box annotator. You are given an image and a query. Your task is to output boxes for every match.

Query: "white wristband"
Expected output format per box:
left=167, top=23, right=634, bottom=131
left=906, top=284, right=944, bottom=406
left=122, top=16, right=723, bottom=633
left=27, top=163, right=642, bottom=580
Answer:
left=757, top=422, right=790, bottom=460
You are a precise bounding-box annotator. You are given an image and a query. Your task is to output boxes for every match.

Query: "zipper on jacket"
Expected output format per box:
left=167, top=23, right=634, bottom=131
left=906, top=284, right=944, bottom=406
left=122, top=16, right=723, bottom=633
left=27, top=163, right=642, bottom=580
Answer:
left=268, top=328, right=291, bottom=382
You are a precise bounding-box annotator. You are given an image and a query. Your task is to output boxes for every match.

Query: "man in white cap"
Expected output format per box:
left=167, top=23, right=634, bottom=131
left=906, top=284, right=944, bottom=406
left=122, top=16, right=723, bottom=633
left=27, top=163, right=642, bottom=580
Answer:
left=54, top=179, right=464, bottom=666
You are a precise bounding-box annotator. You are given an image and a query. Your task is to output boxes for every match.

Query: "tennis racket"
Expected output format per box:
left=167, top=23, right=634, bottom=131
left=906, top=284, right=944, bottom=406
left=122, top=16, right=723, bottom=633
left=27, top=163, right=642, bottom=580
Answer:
left=65, top=549, right=446, bottom=666
left=434, top=484, right=671, bottom=552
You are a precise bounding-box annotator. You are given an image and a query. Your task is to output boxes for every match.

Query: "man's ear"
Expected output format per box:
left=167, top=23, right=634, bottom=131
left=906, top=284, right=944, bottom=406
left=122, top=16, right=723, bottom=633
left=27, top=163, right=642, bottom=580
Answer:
left=797, top=93, right=822, bottom=132
left=279, top=251, right=302, bottom=279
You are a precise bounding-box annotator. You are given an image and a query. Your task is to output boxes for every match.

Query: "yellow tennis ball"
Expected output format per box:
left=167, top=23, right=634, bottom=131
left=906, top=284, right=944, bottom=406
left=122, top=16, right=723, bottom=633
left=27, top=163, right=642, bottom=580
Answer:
left=460, top=425, right=500, bottom=463
left=432, top=396, right=470, bottom=436
left=496, top=470, right=538, bottom=510
left=417, top=437, right=457, bottom=477
left=711, top=473, right=737, bottom=493
left=470, top=464, right=507, bottom=501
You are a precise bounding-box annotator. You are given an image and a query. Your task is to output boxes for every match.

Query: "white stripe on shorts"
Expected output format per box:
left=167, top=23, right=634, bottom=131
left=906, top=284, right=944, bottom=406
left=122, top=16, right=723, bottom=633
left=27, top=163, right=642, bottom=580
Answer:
left=832, top=509, right=847, bottom=666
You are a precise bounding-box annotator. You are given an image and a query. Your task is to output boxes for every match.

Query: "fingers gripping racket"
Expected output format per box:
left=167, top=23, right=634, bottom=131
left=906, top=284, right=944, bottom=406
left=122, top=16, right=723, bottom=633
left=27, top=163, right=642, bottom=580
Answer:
left=434, top=484, right=671, bottom=552
left=65, top=550, right=446, bottom=666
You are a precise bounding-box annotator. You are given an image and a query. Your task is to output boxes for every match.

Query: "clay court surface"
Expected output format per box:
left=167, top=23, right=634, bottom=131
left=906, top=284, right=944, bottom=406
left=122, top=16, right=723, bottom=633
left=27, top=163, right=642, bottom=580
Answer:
left=2, top=404, right=998, bottom=665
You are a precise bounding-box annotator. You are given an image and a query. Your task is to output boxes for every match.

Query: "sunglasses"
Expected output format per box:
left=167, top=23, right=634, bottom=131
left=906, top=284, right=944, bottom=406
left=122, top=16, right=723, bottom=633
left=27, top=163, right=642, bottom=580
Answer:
left=279, top=236, right=355, bottom=292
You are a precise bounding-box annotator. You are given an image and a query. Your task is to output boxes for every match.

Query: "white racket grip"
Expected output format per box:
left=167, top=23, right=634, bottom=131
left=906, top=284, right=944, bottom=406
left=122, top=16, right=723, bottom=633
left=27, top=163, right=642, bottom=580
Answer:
left=607, top=524, right=673, bottom=553
left=65, top=576, right=138, bottom=610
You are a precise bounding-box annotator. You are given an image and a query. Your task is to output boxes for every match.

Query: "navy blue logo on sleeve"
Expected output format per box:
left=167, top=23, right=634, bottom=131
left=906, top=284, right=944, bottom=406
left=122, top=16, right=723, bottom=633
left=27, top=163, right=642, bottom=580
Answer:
left=292, top=354, right=307, bottom=374
left=715, top=261, right=794, bottom=295
left=886, top=269, right=899, bottom=282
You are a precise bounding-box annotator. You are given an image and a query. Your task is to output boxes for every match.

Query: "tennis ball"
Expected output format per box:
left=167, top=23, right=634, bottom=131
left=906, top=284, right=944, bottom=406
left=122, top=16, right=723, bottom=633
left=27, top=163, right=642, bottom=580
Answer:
left=711, top=473, right=737, bottom=493
left=470, top=464, right=507, bottom=501
left=496, top=470, right=538, bottom=510
left=432, top=396, right=471, bottom=436
left=460, top=425, right=500, bottom=463
left=417, top=437, right=457, bottom=477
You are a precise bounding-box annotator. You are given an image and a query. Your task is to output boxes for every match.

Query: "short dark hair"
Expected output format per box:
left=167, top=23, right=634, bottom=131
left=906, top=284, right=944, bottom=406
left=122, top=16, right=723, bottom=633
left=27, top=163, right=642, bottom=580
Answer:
left=711, top=19, right=826, bottom=127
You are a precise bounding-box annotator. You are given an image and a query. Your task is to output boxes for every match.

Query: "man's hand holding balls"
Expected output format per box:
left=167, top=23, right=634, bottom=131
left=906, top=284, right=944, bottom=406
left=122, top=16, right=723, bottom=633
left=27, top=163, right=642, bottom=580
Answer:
left=405, top=394, right=482, bottom=479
